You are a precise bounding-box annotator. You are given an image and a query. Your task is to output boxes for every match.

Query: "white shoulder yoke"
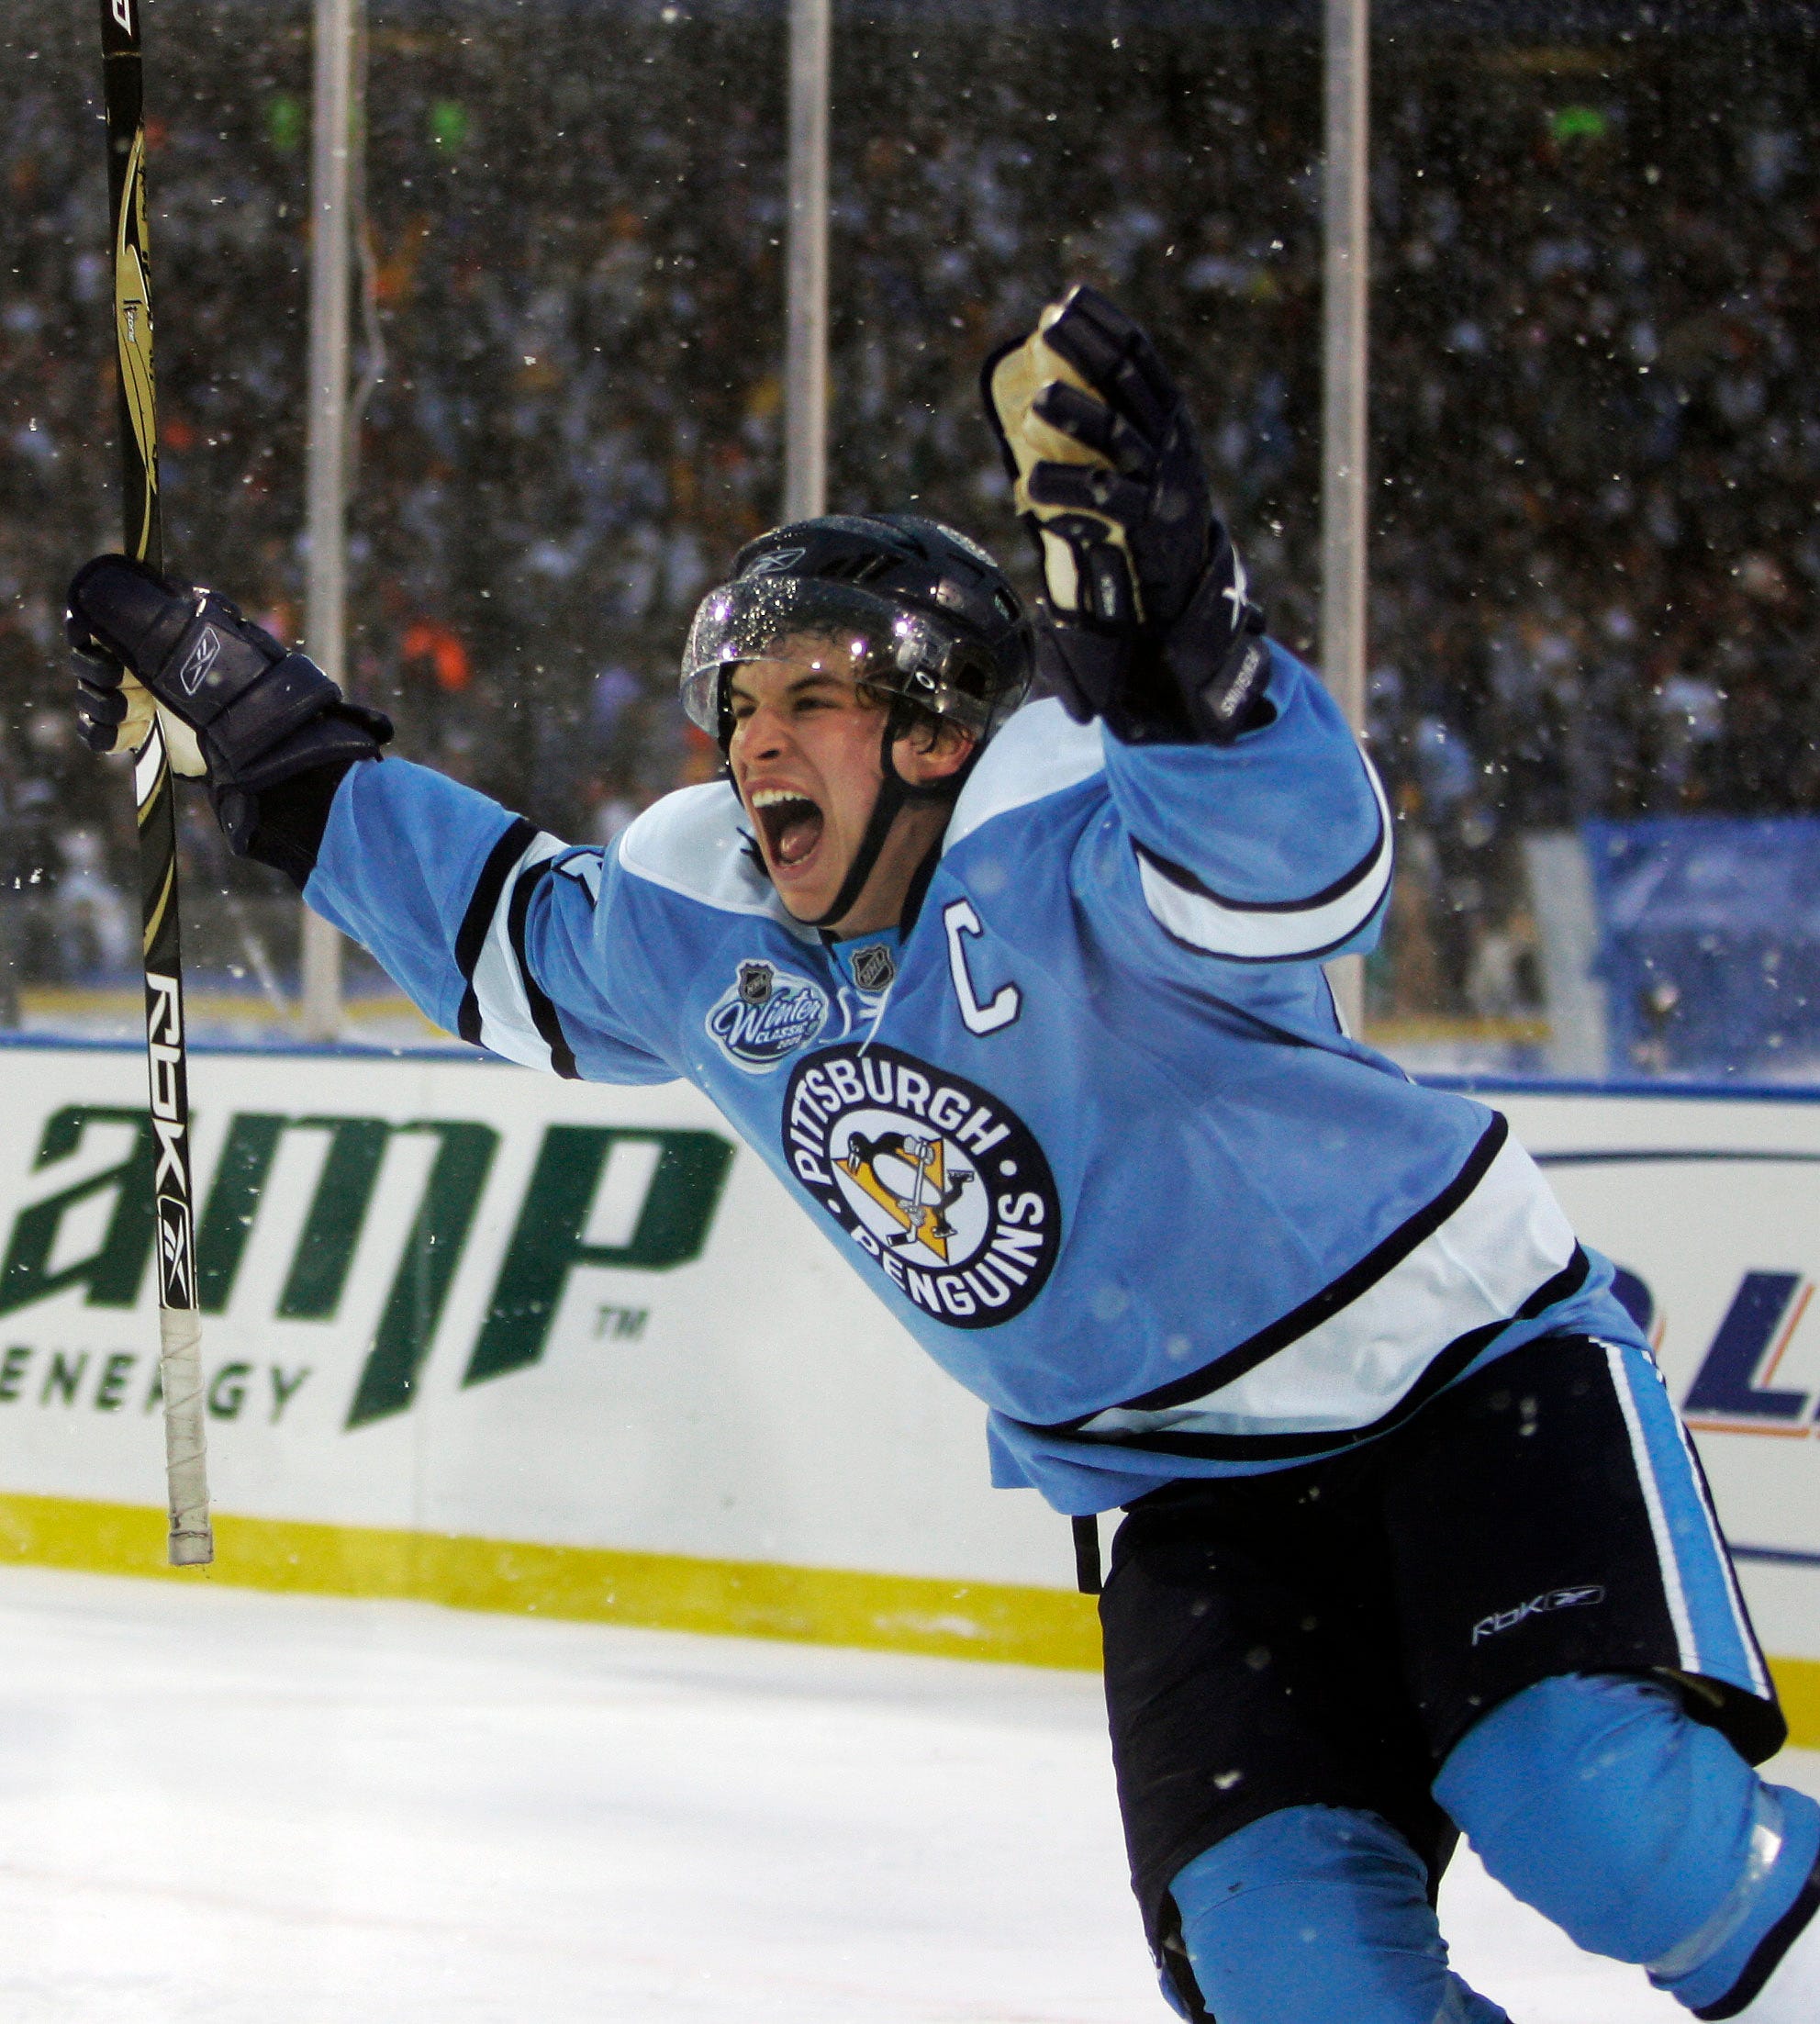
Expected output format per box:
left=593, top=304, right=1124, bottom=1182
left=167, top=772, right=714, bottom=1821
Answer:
left=617, top=781, right=818, bottom=940
left=943, top=699, right=1106, bottom=855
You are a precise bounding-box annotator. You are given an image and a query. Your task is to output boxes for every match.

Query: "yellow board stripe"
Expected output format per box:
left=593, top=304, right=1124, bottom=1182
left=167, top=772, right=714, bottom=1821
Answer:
left=0, top=1491, right=1101, bottom=1672
left=1771, top=1653, right=1820, bottom=1755
left=5, top=1489, right=1819, bottom=1749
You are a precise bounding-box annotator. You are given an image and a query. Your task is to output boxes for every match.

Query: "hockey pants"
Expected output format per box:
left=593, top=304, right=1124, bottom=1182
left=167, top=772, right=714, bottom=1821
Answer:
left=1166, top=1672, right=1820, bottom=2024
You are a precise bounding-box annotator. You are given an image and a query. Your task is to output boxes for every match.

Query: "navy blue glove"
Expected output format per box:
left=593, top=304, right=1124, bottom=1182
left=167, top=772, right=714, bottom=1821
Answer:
left=984, top=285, right=1269, bottom=744
left=66, top=554, right=391, bottom=856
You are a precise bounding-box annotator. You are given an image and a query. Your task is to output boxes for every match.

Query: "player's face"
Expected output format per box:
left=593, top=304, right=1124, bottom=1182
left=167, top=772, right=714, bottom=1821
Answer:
left=726, top=637, right=894, bottom=922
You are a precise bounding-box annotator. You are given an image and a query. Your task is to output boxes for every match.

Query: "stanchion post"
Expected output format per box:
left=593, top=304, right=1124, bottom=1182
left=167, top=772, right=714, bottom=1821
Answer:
left=784, top=0, right=830, bottom=522
left=1322, top=0, right=1371, bottom=1034
left=301, top=0, right=357, bottom=1042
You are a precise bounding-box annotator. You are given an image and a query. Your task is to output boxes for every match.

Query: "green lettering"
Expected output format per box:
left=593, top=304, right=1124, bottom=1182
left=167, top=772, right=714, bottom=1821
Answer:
left=270, top=1364, right=310, bottom=1422
left=279, top=1118, right=392, bottom=1319
left=344, top=1121, right=498, bottom=1428
left=95, top=1351, right=135, bottom=1411
left=41, top=1350, right=87, bottom=1405
left=195, top=1114, right=393, bottom=1320
left=0, top=1107, right=156, bottom=1315
left=150, top=1110, right=496, bottom=1428
left=464, top=1127, right=733, bottom=1388
left=195, top=1113, right=285, bottom=1313
left=0, top=1345, right=29, bottom=1401
left=207, top=1362, right=252, bottom=1419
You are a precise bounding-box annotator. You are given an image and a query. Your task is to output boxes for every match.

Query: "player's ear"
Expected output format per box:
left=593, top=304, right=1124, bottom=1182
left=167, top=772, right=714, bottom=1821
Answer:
left=893, top=718, right=975, bottom=788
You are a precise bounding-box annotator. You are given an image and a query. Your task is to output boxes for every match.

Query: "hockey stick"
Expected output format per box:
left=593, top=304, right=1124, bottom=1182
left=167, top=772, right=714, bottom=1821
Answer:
left=95, top=0, right=213, bottom=1568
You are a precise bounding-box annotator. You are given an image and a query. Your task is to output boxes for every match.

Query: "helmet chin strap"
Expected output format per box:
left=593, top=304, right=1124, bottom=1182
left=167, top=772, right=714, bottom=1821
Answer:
left=803, top=710, right=966, bottom=934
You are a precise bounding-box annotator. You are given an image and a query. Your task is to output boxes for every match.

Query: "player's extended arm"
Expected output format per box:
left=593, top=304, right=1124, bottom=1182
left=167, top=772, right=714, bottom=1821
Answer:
left=63, top=554, right=670, bottom=1079
left=984, top=288, right=1390, bottom=965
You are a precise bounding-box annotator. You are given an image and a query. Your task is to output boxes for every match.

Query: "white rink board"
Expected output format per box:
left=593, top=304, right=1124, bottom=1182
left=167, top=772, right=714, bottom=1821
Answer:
left=0, top=1041, right=1070, bottom=1589
left=0, top=1045, right=1816, bottom=1651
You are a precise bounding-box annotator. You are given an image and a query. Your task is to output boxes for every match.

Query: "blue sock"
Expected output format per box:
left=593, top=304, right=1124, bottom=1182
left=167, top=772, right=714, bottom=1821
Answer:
left=1435, top=1672, right=1820, bottom=2014
left=1169, top=1805, right=1510, bottom=2024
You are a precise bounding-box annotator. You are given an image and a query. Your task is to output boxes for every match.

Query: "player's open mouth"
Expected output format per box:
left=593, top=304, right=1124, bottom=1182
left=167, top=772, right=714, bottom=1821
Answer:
left=750, top=788, right=824, bottom=869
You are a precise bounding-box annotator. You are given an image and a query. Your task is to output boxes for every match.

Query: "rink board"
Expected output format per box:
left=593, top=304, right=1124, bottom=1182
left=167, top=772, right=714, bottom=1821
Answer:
left=0, top=1043, right=1816, bottom=1737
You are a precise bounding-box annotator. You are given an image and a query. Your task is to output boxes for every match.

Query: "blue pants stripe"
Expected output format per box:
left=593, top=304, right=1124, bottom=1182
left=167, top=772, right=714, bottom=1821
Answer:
left=1600, top=1338, right=1770, bottom=1701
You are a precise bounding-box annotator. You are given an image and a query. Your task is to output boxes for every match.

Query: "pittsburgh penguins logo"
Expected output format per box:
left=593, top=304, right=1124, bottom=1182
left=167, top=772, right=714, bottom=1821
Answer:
left=782, top=1041, right=1059, bottom=1328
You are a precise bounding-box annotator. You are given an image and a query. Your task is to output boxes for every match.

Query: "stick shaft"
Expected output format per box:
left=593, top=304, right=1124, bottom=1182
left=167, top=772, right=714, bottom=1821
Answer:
left=97, top=0, right=213, bottom=1567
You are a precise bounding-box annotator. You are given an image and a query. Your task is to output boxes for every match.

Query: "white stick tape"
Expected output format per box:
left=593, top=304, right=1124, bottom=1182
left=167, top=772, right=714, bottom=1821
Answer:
left=159, top=1305, right=214, bottom=1566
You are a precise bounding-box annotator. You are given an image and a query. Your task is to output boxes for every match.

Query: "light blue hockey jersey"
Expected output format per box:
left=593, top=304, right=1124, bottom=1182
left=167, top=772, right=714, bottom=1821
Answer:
left=305, top=643, right=1646, bottom=1513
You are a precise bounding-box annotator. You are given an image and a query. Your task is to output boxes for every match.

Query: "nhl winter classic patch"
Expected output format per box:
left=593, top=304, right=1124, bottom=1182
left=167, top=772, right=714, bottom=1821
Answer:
left=707, top=959, right=830, bottom=1072
left=782, top=1041, right=1060, bottom=1327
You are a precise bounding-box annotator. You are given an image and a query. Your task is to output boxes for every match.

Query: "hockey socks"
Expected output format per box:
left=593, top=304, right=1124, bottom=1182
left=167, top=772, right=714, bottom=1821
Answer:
left=1167, top=1805, right=1510, bottom=2024
left=1434, top=1672, right=1820, bottom=2018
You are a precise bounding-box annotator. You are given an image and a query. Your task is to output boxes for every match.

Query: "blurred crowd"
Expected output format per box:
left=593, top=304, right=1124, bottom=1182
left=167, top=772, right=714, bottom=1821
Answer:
left=2, top=4, right=1816, bottom=1025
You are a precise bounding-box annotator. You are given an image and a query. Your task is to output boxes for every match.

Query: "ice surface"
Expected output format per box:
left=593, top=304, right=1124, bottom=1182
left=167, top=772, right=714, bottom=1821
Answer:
left=0, top=1565, right=1809, bottom=2022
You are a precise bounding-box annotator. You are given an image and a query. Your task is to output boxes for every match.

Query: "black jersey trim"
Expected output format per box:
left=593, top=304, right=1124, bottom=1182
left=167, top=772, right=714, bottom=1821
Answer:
left=1693, top=1849, right=1820, bottom=2018
left=1132, top=799, right=1385, bottom=918
left=1046, top=1114, right=1513, bottom=1434
left=507, top=857, right=580, bottom=1079
left=1049, top=1248, right=1592, bottom=1463
left=898, top=833, right=946, bottom=938
left=454, top=817, right=537, bottom=1046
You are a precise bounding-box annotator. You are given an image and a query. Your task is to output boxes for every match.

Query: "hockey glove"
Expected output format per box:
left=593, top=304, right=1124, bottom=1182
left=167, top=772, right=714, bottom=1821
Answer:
left=983, top=285, right=1269, bottom=745
left=65, top=554, right=392, bottom=856
left=69, top=642, right=209, bottom=777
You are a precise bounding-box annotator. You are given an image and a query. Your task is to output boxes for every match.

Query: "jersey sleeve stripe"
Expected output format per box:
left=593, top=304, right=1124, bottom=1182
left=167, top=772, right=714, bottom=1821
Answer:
left=507, top=858, right=580, bottom=1080
left=460, top=826, right=571, bottom=1072
left=1044, top=1120, right=1582, bottom=1454
left=1132, top=749, right=1393, bottom=962
left=455, top=816, right=538, bottom=1044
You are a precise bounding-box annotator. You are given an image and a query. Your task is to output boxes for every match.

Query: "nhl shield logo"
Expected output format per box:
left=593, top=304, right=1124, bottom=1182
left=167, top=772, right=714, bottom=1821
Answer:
left=850, top=943, right=896, bottom=994
left=737, top=961, right=776, bottom=1006
left=781, top=1041, right=1060, bottom=1327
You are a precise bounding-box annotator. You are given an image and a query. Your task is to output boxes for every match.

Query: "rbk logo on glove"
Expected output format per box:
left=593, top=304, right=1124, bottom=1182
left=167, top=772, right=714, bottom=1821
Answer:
left=175, top=624, right=221, bottom=697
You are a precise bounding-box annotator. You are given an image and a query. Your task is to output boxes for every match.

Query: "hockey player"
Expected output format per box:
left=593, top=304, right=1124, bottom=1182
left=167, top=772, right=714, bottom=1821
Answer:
left=63, top=286, right=1820, bottom=2022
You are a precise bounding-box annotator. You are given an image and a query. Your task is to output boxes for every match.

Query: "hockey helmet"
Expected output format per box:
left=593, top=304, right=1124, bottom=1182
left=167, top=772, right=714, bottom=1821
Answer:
left=680, top=513, right=1034, bottom=749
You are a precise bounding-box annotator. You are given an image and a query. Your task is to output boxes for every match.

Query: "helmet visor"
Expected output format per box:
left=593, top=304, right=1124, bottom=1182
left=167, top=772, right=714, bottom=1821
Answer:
left=680, top=575, right=1011, bottom=740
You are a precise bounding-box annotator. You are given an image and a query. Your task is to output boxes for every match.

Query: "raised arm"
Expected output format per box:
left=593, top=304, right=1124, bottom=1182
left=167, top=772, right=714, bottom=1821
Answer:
left=983, top=285, right=1389, bottom=966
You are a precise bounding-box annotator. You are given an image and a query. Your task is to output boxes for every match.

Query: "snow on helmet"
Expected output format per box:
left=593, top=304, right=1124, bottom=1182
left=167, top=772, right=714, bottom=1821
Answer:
left=680, top=513, right=1033, bottom=749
